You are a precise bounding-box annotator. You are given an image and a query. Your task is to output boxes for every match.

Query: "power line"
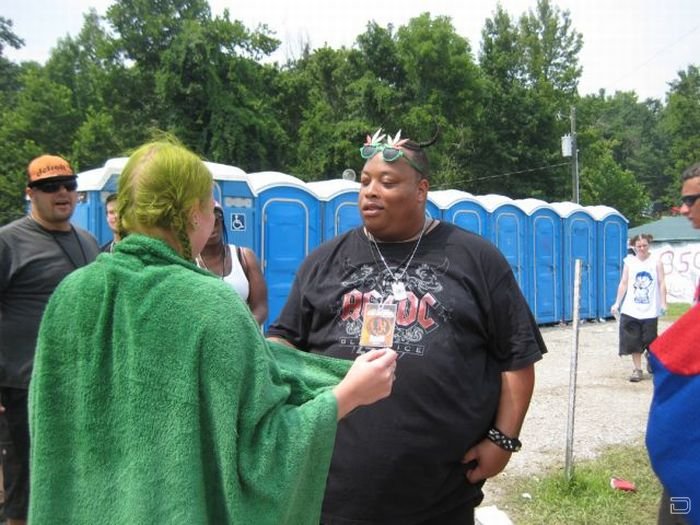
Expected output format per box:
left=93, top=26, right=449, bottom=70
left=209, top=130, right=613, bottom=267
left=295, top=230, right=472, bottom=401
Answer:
left=432, top=161, right=570, bottom=190
left=608, top=24, right=700, bottom=92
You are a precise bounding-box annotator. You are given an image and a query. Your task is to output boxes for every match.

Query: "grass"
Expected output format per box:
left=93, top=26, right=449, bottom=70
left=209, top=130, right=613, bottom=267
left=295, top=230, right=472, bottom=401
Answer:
left=662, top=302, right=691, bottom=320
left=495, top=441, right=662, bottom=525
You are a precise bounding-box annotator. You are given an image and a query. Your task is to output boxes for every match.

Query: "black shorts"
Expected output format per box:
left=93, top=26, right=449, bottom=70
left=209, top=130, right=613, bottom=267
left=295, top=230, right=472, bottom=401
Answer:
left=618, top=314, right=658, bottom=356
left=1, top=387, right=30, bottom=520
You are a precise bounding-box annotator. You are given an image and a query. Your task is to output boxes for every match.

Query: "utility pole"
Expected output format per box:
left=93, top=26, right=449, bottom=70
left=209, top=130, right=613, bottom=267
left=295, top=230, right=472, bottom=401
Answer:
left=570, top=106, right=579, bottom=203
left=560, top=107, right=580, bottom=203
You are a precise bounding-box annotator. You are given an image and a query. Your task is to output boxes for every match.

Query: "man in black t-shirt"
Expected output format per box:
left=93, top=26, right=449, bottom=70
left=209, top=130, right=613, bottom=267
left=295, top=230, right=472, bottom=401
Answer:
left=268, top=129, right=547, bottom=525
left=0, top=155, right=99, bottom=524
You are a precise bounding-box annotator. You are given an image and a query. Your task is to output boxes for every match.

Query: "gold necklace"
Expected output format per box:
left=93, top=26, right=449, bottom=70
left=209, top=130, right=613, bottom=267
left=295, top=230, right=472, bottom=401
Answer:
left=196, top=244, right=227, bottom=278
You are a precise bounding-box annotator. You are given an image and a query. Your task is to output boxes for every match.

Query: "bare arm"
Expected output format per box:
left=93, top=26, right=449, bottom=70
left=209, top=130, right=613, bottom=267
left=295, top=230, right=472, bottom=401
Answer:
left=241, top=247, right=269, bottom=326
left=612, top=263, right=630, bottom=313
left=332, top=349, right=397, bottom=420
left=656, top=259, right=668, bottom=312
left=493, top=365, right=535, bottom=438
left=462, top=364, right=535, bottom=482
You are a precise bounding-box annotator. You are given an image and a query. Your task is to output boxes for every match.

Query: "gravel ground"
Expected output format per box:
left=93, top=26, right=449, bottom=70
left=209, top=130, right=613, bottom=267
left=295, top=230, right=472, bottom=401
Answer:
left=481, top=318, right=669, bottom=507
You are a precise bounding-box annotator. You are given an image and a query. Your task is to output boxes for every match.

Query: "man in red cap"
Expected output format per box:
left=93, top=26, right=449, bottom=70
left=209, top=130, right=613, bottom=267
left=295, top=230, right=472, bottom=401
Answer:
left=0, top=154, right=99, bottom=525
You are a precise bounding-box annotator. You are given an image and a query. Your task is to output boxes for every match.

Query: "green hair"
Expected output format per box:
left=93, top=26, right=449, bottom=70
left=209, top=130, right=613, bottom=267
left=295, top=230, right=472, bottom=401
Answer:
left=116, top=140, right=213, bottom=260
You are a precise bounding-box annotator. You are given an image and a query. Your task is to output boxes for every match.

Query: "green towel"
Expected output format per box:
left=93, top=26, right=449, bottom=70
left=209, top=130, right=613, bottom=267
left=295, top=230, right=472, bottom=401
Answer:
left=29, top=234, right=351, bottom=524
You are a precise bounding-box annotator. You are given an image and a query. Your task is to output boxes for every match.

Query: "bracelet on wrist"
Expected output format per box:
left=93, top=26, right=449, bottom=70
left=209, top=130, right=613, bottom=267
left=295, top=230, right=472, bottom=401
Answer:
left=487, top=427, right=522, bottom=452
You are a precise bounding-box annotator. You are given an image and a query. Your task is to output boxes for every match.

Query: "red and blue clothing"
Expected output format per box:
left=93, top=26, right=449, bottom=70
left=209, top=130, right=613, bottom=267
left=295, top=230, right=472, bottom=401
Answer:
left=646, top=301, right=700, bottom=525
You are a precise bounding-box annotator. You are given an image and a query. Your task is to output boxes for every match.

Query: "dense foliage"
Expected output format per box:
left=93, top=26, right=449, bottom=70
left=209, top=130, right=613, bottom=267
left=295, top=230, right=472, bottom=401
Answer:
left=1, top=1, right=697, bottom=226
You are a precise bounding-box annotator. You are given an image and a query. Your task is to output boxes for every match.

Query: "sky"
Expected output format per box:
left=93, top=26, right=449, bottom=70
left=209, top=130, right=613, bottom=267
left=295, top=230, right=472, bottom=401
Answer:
left=3, top=0, right=699, bottom=101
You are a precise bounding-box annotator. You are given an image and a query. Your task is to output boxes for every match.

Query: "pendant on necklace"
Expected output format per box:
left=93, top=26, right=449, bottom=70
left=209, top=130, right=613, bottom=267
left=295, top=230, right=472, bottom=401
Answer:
left=392, top=281, right=407, bottom=301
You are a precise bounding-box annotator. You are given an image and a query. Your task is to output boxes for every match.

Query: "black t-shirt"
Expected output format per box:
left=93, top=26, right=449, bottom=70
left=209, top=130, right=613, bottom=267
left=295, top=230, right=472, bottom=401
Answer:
left=0, top=216, right=100, bottom=388
left=268, top=222, right=547, bottom=524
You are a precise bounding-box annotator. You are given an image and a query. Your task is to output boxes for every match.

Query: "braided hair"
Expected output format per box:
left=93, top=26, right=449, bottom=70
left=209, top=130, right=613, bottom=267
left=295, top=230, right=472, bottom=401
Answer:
left=116, top=140, right=213, bottom=260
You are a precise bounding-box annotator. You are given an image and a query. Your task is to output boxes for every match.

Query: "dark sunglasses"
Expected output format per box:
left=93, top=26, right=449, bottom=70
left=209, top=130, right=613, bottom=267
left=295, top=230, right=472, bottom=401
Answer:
left=360, top=144, right=425, bottom=174
left=680, top=193, right=700, bottom=207
left=33, top=180, right=78, bottom=193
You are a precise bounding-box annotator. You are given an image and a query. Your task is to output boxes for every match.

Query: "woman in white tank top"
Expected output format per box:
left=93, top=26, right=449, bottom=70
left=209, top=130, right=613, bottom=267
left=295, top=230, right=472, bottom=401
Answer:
left=196, top=204, right=268, bottom=325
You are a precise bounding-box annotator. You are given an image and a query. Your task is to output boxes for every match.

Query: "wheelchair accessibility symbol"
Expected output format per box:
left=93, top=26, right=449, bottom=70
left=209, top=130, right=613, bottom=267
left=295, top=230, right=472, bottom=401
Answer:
left=230, top=213, right=246, bottom=232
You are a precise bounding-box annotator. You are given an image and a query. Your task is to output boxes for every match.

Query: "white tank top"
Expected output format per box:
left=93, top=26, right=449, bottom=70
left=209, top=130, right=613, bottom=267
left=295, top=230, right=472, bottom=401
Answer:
left=620, top=254, right=661, bottom=319
left=222, top=244, right=250, bottom=301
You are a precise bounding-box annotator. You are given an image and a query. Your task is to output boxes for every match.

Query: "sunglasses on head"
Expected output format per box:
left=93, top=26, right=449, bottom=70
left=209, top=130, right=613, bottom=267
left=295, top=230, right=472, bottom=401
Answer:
left=680, top=193, right=700, bottom=207
left=360, top=144, right=425, bottom=174
left=32, top=179, right=78, bottom=193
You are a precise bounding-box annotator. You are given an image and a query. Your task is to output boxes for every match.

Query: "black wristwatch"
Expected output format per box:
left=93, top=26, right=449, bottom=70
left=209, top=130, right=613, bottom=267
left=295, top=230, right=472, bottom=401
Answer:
left=487, top=427, right=522, bottom=452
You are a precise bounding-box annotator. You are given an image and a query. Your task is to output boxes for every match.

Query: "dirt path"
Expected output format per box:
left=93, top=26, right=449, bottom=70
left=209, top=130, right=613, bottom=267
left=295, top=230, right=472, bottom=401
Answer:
left=481, top=318, right=668, bottom=506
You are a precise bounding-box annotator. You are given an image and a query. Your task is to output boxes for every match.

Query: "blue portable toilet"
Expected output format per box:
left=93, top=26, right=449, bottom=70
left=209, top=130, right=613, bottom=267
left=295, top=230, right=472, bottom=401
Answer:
left=431, top=189, right=489, bottom=238
left=307, top=179, right=361, bottom=242
left=481, top=195, right=529, bottom=300
left=247, top=171, right=321, bottom=327
left=425, top=194, right=440, bottom=221
left=587, top=205, right=628, bottom=320
left=99, top=157, right=128, bottom=194
left=74, top=158, right=248, bottom=248
left=552, top=202, right=597, bottom=321
left=209, top=162, right=254, bottom=252
left=72, top=167, right=104, bottom=240
left=74, top=158, right=128, bottom=245
left=516, top=198, right=562, bottom=324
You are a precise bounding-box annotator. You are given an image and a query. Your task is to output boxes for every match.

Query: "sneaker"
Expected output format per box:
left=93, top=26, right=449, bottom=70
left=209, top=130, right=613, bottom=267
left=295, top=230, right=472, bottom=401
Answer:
left=629, top=369, right=643, bottom=383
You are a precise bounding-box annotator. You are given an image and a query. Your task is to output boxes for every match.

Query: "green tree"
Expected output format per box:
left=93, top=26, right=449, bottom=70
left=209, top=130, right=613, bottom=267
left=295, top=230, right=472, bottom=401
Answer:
left=577, top=90, right=669, bottom=209
left=0, top=16, right=24, bottom=106
left=0, top=16, right=24, bottom=56
left=0, top=17, right=28, bottom=223
left=518, top=0, right=582, bottom=95
left=107, top=0, right=212, bottom=67
left=580, top=140, right=649, bottom=224
left=661, top=65, right=700, bottom=204
left=393, top=13, right=485, bottom=190
left=288, top=46, right=365, bottom=179
left=477, top=1, right=582, bottom=199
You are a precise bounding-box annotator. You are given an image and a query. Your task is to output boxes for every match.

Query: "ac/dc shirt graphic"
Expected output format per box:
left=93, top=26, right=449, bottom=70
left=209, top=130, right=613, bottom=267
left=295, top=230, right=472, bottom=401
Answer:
left=337, top=259, right=451, bottom=357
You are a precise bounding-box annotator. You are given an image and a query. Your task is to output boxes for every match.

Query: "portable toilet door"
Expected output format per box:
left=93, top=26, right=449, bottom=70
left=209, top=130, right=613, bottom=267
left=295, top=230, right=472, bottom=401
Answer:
left=587, top=205, right=628, bottom=320
left=431, top=189, right=489, bottom=238
left=516, top=199, right=562, bottom=324
left=487, top=196, right=530, bottom=302
left=73, top=167, right=103, bottom=239
left=208, top=162, right=254, bottom=253
left=307, top=179, right=361, bottom=242
left=74, top=158, right=127, bottom=246
left=248, top=172, right=321, bottom=327
left=553, top=202, right=596, bottom=321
